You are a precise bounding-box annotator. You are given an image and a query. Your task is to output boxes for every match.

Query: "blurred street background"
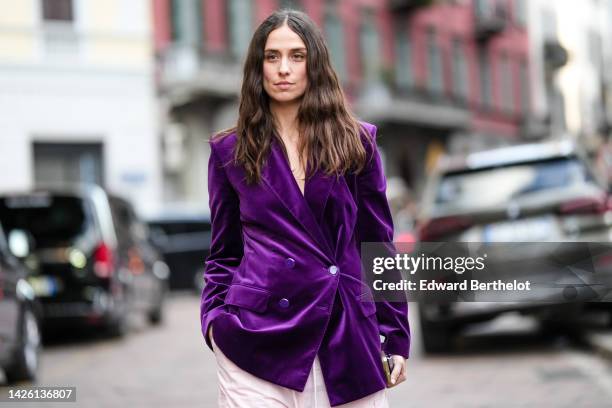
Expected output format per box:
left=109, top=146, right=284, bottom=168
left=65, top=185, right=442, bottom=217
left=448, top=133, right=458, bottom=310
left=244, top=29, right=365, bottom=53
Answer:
left=2, top=0, right=612, bottom=406
left=2, top=294, right=612, bottom=407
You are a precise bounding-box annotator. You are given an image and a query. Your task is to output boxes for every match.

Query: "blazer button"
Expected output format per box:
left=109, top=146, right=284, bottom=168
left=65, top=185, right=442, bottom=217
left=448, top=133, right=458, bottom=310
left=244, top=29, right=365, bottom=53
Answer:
left=285, top=258, right=295, bottom=269
left=278, top=298, right=290, bottom=308
left=328, top=265, right=338, bottom=275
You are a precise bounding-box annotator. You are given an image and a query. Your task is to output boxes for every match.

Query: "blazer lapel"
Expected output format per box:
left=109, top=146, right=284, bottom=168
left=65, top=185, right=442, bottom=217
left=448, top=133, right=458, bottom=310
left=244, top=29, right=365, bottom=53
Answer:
left=262, top=138, right=336, bottom=259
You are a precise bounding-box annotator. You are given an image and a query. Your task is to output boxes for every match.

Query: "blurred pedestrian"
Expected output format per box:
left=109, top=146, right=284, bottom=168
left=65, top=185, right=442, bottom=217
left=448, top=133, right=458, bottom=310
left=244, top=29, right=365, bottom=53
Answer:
left=200, top=9, right=410, bottom=408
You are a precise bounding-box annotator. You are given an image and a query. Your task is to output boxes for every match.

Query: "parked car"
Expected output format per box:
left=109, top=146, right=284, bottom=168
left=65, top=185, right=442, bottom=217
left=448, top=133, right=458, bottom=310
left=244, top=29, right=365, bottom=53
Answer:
left=0, top=186, right=169, bottom=337
left=417, top=140, right=612, bottom=352
left=147, top=212, right=211, bottom=291
left=0, top=224, right=42, bottom=383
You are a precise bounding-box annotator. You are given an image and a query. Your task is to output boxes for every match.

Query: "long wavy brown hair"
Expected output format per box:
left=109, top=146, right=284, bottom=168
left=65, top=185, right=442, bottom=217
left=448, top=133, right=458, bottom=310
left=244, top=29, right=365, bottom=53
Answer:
left=214, top=9, right=372, bottom=185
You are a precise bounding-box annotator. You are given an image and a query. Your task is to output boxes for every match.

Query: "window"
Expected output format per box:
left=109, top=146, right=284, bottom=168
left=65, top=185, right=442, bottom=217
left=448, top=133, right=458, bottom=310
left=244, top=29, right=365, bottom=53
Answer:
left=170, top=0, right=203, bottom=48
left=451, top=37, right=467, bottom=100
left=514, top=0, right=526, bottom=26
left=228, top=0, right=252, bottom=58
left=473, top=0, right=490, bottom=19
left=279, top=0, right=302, bottom=10
left=41, top=0, right=78, bottom=55
left=0, top=195, right=90, bottom=248
left=394, top=20, right=413, bottom=90
left=359, top=10, right=380, bottom=84
left=426, top=27, right=443, bottom=95
left=325, top=10, right=347, bottom=80
left=435, top=158, right=596, bottom=212
left=33, top=142, right=104, bottom=187
left=42, top=0, right=73, bottom=22
left=478, top=48, right=492, bottom=108
left=499, top=52, right=513, bottom=113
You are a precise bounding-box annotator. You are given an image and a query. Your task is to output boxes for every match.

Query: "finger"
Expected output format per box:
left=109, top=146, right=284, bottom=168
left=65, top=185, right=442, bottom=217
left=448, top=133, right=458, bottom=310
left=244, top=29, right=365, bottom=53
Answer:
left=393, top=356, right=408, bottom=385
left=400, top=357, right=407, bottom=377
left=397, top=365, right=406, bottom=384
left=390, top=361, right=402, bottom=385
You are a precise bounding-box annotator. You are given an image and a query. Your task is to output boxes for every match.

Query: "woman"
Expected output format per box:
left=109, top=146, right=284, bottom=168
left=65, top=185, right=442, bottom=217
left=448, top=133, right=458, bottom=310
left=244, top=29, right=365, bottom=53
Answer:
left=200, top=9, right=410, bottom=407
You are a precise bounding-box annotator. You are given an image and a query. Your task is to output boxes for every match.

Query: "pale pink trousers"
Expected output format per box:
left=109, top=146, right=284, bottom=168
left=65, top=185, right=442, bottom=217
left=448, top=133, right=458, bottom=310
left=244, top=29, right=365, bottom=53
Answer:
left=211, top=334, right=389, bottom=407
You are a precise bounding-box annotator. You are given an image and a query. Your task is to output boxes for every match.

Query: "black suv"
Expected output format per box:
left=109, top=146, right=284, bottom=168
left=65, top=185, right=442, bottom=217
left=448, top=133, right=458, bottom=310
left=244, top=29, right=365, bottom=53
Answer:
left=0, top=186, right=169, bottom=337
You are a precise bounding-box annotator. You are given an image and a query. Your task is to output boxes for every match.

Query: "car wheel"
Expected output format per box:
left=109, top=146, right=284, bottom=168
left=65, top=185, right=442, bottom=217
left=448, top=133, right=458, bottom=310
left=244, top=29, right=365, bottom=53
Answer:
left=419, top=304, right=454, bottom=354
left=147, top=286, right=166, bottom=325
left=106, top=314, right=128, bottom=338
left=5, top=307, right=41, bottom=384
left=147, top=307, right=163, bottom=325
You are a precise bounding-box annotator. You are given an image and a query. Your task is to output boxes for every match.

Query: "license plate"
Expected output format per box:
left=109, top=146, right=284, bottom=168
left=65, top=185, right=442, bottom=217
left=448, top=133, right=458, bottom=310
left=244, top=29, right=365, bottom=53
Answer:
left=28, top=276, right=63, bottom=297
left=483, top=216, right=560, bottom=242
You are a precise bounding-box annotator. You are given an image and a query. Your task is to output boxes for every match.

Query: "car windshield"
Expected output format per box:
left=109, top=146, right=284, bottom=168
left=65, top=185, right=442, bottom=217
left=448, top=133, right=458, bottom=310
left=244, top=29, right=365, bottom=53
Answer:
left=0, top=194, right=89, bottom=248
left=435, top=157, right=598, bottom=212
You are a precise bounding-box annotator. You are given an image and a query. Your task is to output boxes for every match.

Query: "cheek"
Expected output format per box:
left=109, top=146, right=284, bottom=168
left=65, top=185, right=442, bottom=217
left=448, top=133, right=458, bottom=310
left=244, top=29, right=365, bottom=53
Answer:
left=263, top=65, right=275, bottom=82
left=297, top=67, right=308, bottom=88
left=262, top=69, right=274, bottom=93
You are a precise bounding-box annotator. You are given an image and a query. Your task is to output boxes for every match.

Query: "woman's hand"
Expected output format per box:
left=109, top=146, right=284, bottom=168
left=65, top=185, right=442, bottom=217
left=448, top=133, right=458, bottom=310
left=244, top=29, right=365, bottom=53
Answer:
left=388, top=355, right=407, bottom=387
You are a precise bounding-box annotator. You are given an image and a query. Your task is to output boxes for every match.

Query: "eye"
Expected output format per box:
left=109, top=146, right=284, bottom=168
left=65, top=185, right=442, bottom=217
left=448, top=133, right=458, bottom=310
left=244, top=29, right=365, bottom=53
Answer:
left=265, top=54, right=278, bottom=61
left=293, top=53, right=305, bottom=61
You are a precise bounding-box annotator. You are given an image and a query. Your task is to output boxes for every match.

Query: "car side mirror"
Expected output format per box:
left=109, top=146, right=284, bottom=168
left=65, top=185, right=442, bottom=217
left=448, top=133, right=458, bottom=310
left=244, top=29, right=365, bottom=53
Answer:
left=8, top=229, right=30, bottom=258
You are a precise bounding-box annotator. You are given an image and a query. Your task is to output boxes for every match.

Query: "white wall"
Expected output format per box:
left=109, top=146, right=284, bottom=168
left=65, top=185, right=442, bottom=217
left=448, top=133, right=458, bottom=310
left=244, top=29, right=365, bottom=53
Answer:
left=0, top=0, right=161, bottom=217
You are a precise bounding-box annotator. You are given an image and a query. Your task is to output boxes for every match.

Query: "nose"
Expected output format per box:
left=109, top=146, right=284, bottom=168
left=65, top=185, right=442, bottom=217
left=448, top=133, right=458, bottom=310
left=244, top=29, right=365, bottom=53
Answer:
left=279, top=56, right=290, bottom=75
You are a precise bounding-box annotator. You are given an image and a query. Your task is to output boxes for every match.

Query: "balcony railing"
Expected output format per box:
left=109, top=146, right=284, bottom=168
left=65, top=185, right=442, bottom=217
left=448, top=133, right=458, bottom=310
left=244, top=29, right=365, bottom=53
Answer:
left=156, top=43, right=242, bottom=105
left=354, top=81, right=470, bottom=131
left=388, top=0, right=435, bottom=12
left=474, top=2, right=507, bottom=42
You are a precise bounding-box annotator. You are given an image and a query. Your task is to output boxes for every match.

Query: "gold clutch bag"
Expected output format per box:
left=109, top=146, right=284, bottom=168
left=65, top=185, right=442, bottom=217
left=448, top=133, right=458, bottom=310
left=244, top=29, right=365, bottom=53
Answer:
left=381, top=351, right=395, bottom=386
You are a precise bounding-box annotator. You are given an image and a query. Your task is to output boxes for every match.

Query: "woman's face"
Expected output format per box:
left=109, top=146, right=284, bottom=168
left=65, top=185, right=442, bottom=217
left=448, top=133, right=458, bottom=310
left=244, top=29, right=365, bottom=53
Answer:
left=262, top=23, right=308, bottom=106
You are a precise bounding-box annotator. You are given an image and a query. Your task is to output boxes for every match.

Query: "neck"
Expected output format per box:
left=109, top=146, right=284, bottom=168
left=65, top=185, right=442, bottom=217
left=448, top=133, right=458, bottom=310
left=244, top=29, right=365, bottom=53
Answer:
left=270, top=101, right=300, bottom=142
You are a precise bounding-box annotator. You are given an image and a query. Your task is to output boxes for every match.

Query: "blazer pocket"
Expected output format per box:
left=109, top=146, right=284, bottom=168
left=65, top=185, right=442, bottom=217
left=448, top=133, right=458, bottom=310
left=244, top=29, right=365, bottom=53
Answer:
left=356, top=293, right=377, bottom=318
left=225, top=284, right=271, bottom=313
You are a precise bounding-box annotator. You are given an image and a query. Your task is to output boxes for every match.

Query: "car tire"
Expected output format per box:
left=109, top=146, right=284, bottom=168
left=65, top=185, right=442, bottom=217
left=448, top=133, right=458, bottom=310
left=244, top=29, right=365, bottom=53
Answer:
left=4, top=306, right=41, bottom=384
left=147, top=306, right=163, bottom=325
left=106, top=314, right=128, bottom=338
left=419, top=305, right=454, bottom=354
left=147, top=297, right=164, bottom=325
left=148, top=281, right=167, bottom=325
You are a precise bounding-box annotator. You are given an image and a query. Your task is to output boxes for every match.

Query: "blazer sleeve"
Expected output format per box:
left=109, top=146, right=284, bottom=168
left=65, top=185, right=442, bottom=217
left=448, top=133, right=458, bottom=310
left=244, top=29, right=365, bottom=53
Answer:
left=200, top=142, right=243, bottom=351
left=356, top=123, right=411, bottom=359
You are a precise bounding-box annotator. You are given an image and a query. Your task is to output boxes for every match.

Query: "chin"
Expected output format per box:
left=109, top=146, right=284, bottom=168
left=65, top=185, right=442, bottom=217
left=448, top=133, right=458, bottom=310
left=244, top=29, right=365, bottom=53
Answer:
left=271, top=94, right=302, bottom=104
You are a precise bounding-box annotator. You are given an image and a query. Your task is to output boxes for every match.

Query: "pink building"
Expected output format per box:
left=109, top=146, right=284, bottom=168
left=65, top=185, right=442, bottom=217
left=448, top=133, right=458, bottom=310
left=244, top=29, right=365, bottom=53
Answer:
left=151, top=0, right=533, bottom=201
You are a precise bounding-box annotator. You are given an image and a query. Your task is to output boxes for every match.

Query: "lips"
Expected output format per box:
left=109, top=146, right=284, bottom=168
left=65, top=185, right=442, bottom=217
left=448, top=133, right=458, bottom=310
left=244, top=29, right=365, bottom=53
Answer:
left=275, top=82, right=294, bottom=90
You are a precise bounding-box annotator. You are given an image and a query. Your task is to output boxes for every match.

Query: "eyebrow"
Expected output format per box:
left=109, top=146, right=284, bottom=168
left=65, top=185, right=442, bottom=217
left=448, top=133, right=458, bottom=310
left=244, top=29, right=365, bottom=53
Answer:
left=264, top=48, right=307, bottom=53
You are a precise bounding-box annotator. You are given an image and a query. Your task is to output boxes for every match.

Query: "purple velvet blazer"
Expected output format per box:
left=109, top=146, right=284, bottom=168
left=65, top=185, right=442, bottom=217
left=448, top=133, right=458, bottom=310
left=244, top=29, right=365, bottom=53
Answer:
left=200, top=121, right=411, bottom=406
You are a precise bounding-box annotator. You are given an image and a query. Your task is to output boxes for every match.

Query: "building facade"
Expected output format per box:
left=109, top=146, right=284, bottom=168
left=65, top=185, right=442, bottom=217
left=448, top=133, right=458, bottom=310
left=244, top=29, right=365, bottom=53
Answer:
left=0, top=0, right=161, bottom=216
left=527, top=0, right=612, bottom=146
left=152, top=0, right=533, bottom=205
